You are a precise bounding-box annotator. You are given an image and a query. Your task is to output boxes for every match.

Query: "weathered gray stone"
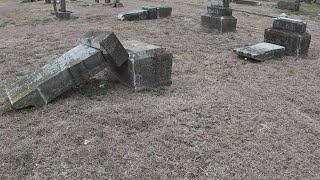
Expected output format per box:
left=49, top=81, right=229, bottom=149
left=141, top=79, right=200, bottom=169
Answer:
left=211, top=0, right=230, bottom=7
left=5, top=44, right=107, bottom=109
left=207, top=6, right=232, bottom=16
left=277, top=0, right=300, bottom=11
left=233, top=43, right=285, bottom=61
left=264, top=28, right=311, bottom=57
left=272, top=17, right=307, bottom=34
left=235, top=0, right=261, bottom=6
left=56, top=11, right=71, bottom=20
left=201, top=13, right=237, bottom=32
left=142, top=6, right=172, bottom=19
left=80, top=30, right=128, bottom=67
left=105, top=40, right=173, bottom=91
left=118, top=9, right=149, bottom=21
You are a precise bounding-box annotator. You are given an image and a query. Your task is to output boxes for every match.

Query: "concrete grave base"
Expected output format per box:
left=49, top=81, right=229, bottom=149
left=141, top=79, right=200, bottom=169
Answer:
left=201, top=13, right=237, bottom=32
left=233, top=42, right=285, bottom=61
left=264, top=28, right=311, bottom=57
left=105, top=40, right=173, bottom=92
left=56, top=11, right=71, bottom=20
left=277, top=0, right=300, bottom=11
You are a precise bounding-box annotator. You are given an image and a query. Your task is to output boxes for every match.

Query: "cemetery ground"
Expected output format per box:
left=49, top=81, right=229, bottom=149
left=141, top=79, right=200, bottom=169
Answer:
left=1, top=0, right=320, bottom=179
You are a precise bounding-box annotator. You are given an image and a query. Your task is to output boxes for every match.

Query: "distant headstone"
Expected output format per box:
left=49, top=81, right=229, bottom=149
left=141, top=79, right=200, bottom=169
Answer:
left=201, top=0, right=237, bottom=32
left=118, top=6, right=172, bottom=21
left=105, top=40, right=173, bottom=91
left=235, top=0, right=261, bottom=6
left=233, top=43, right=285, bottom=61
left=264, top=17, right=311, bottom=57
left=277, top=0, right=300, bottom=11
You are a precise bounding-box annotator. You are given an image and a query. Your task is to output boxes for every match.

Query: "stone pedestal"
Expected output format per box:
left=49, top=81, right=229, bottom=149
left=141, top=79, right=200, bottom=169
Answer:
left=264, top=17, right=311, bottom=57
left=277, top=0, right=300, bottom=11
left=201, top=0, right=237, bottom=33
left=56, top=11, right=71, bottom=20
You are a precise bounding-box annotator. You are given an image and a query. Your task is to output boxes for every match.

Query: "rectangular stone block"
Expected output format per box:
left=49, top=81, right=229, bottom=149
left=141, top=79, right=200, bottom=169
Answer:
left=201, top=13, right=237, bottom=32
left=277, top=0, right=300, bottom=11
left=235, top=0, right=261, bottom=6
left=56, top=11, right=71, bottom=20
left=118, top=9, right=149, bottom=21
left=5, top=44, right=107, bottom=109
left=272, top=17, right=306, bottom=34
left=142, top=6, right=172, bottom=19
left=105, top=40, right=173, bottom=92
left=211, top=0, right=230, bottom=7
left=207, top=6, right=232, bottom=16
left=233, top=43, right=285, bottom=61
left=264, top=28, right=311, bottom=57
left=80, top=30, right=128, bottom=67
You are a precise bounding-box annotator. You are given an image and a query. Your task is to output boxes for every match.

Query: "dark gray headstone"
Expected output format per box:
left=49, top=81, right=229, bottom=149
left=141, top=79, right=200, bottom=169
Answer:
left=201, top=14, right=237, bottom=32
left=207, top=6, right=232, bottom=16
left=277, top=0, right=300, bottom=11
left=118, top=9, right=149, bottom=21
left=272, top=17, right=306, bottom=34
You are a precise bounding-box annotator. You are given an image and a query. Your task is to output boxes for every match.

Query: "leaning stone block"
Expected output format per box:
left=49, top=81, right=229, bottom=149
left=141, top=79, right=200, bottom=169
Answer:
left=264, top=28, right=311, bottom=57
left=118, top=9, right=149, bottom=21
left=80, top=30, right=129, bottom=67
left=272, top=17, right=307, bottom=34
left=141, top=6, right=172, bottom=19
left=5, top=44, right=106, bottom=109
left=233, top=43, right=285, bottom=61
left=105, top=40, right=173, bottom=91
left=201, top=13, right=237, bottom=32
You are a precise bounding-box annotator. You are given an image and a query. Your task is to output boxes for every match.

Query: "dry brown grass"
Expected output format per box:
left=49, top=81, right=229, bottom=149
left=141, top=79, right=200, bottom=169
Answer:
left=1, top=0, right=320, bottom=179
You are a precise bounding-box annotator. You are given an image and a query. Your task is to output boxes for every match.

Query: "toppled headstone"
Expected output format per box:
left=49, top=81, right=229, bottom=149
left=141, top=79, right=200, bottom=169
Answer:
left=80, top=30, right=129, bottom=67
left=233, top=43, right=285, bottom=61
left=277, top=0, right=300, bottom=11
left=264, top=17, right=311, bottom=57
left=118, top=6, right=172, bottom=21
left=235, top=0, right=261, bottom=6
left=201, top=0, right=237, bottom=32
left=4, top=30, right=129, bottom=110
left=105, top=40, right=173, bottom=91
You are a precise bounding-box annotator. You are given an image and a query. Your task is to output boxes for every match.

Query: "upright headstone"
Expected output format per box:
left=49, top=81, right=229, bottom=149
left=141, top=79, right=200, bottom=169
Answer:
left=201, top=0, right=237, bottom=32
left=264, top=17, right=311, bottom=57
left=277, top=0, right=300, bottom=11
left=56, top=0, right=71, bottom=20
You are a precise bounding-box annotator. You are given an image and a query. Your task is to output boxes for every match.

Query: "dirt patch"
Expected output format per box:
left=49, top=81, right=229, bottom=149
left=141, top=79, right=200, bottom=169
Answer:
left=0, top=0, right=320, bottom=179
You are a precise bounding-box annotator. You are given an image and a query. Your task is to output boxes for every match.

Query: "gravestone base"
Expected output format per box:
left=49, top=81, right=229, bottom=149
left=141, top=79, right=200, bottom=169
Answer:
left=56, top=11, right=71, bottom=20
left=201, top=13, right=237, bottom=32
left=264, top=28, right=311, bottom=57
left=105, top=40, right=173, bottom=92
left=277, top=1, right=300, bottom=11
left=118, top=10, right=148, bottom=21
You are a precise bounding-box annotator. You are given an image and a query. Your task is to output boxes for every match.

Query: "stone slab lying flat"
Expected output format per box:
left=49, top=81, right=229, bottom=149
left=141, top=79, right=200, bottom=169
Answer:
left=80, top=30, right=128, bottom=67
left=5, top=44, right=107, bottom=109
left=272, top=17, right=306, bottom=34
left=105, top=40, right=173, bottom=91
left=118, top=9, right=149, bottom=21
left=233, top=43, right=285, bottom=61
left=235, top=0, right=261, bottom=6
left=264, top=28, right=311, bottom=57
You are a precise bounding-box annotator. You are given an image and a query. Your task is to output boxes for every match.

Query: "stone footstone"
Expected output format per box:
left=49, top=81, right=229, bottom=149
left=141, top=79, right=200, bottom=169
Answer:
left=5, top=44, right=107, bottom=109
left=235, top=0, right=261, bottom=6
left=118, top=10, right=149, bottom=21
left=105, top=40, right=173, bottom=92
left=201, top=14, right=237, bottom=32
left=80, top=30, right=129, bottom=67
left=233, top=43, right=285, bottom=61
left=264, top=17, right=311, bottom=57
left=56, top=11, right=71, bottom=20
left=277, top=0, right=300, bottom=11
left=142, top=6, right=173, bottom=19
left=201, top=0, right=237, bottom=32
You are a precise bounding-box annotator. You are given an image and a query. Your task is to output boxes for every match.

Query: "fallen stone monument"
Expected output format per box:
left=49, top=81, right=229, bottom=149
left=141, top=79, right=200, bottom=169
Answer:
left=277, top=0, right=300, bottom=11
left=105, top=40, right=173, bottom=92
left=118, top=6, right=172, bottom=21
left=264, top=17, right=311, bottom=57
left=235, top=0, right=261, bottom=6
left=3, top=31, right=173, bottom=110
left=201, top=0, right=237, bottom=32
left=233, top=43, right=285, bottom=61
